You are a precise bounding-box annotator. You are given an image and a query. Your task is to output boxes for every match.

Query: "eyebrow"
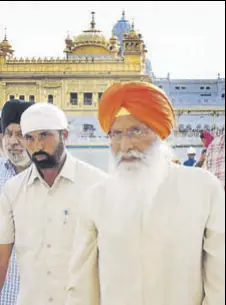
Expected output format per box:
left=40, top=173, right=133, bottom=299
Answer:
left=111, top=125, right=147, bottom=131
left=5, top=128, right=22, bottom=133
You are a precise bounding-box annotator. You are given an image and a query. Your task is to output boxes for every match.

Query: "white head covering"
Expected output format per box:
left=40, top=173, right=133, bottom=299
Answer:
left=21, top=103, right=68, bottom=135
left=187, top=147, right=197, bottom=155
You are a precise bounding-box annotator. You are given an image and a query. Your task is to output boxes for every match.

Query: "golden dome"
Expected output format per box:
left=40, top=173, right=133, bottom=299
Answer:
left=110, top=35, right=118, bottom=41
left=75, top=30, right=107, bottom=45
left=0, top=38, right=12, bottom=49
left=74, top=12, right=108, bottom=46
left=124, top=20, right=140, bottom=40
left=0, top=33, right=14, bottom=56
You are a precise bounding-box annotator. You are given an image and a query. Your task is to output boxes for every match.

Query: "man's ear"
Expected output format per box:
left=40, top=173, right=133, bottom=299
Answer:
left=62, top=130, right=69, bottom=141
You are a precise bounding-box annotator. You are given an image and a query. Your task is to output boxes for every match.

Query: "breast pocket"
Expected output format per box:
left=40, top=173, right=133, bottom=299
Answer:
left=53, top=208, right=77, bottom=251
left=15, top=207, right=44, bottom=252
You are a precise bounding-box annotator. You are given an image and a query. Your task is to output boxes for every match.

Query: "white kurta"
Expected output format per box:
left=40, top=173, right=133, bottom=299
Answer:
left=0, top=153, right=107, bottom=305
left=67, top=164, right=225, bottom=305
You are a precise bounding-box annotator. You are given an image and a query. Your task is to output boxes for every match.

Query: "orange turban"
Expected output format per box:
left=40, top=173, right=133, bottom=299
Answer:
left=98, top=82, right=175, bottom=140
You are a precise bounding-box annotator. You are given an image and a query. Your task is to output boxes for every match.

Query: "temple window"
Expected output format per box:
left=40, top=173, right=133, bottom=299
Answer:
left=29, top=95, right=35, bottom=102
left=48, top=95, right=54, bottom=104
left=84, top=93, right=93, bottom=106
left=9, top=95, right=15, bottom=100
left=70, top=93, right=78, bottom=105
left=19, top=95, right=25, bottom=101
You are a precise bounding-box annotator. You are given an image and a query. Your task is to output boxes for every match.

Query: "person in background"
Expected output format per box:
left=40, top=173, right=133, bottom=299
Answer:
left=0, top=100, right=34, bottom=305
left=67, top=82, right=225, bottom=305
left=195, top=148, right=207, bottom=168
left=200, top=130, right=214, bottom=148
left=0, top=103, right=107, bottom=305
left=183, top=146, right=197, bottom=167
left=206, top=134, right=225, bottom=189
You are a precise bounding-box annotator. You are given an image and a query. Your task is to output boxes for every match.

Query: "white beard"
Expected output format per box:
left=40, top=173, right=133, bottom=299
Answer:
left=107, top=140, right=172, bottom=215
left=3, top=147, right=31, bottom=169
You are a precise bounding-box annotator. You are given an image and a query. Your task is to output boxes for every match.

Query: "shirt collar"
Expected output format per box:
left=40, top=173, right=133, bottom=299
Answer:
left=4, top=159, right=16, bottom=174
left=27, top=153, right=76, bottom=186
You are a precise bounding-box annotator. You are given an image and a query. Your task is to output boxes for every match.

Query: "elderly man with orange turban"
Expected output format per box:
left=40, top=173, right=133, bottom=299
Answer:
left=67, top=82, right=225, bottom=305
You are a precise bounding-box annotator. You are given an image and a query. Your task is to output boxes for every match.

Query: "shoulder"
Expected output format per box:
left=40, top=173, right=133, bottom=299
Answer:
left=171, top=163, right=223, bottom=192
left=168, top=165, right=225, bottom=218
left=2, top=165, right=33, bottom=199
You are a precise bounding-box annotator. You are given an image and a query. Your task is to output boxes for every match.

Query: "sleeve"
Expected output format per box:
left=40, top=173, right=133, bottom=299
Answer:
left=66, top=193, right=100, bottom=305
left=0, top=186, right=15, bottom=245
left=203, top=178, right=225, bottom=305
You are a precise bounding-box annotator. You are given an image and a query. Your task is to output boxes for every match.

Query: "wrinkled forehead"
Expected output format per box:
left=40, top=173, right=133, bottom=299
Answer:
left=5, top=123, right=21, bottom=133
left=111, top=114, right=148, bottom=130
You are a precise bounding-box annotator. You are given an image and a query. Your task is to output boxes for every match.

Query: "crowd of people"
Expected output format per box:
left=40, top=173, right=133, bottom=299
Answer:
left=0, top=82, right=225, bottom=305
left=174, top=126, right=225, bottom=138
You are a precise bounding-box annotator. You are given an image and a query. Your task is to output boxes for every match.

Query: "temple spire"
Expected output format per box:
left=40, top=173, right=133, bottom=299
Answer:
left=4, top=27, right=7, bottom=40
left=132, top=19, right=135, bottom=31
left=91, top=11, right=96, bottom=29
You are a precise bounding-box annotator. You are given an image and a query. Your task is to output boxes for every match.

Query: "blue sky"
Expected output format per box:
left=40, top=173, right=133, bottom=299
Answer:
left=0, top=1, right=225, bottom=79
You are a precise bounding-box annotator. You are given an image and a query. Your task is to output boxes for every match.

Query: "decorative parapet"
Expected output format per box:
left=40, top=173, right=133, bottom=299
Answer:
left=0, top=55, right=146, bottom=75
left=6, top=56, right=125, bottom=65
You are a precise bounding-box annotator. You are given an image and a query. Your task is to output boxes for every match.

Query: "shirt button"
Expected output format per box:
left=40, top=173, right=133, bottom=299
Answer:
left=48, top=297, right=54, bottom=302
left=48, top=218, right=52, bottom=223
left=47, top=244, right=52, bottom=249
left=47, top=271, right=52, bottom=276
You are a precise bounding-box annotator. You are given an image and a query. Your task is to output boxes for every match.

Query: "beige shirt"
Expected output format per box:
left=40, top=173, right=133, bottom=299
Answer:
left=67, top=164, right=225, bottom=305
left=0, top=153, right=107, bottom=305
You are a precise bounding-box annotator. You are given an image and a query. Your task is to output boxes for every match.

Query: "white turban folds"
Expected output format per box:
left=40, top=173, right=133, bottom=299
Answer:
left=21, top=103, right=68, bottom=136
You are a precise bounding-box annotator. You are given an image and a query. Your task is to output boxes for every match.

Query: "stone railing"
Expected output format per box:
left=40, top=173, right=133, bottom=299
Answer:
left=6, top=56, right=125, bottom=65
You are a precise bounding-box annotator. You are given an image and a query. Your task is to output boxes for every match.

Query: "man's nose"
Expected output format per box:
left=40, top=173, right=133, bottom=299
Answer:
left=33, top=138, right=44, bottom=152
left=10, top=135, right=20, bottom=145
left=120, top=136, right=134, bottom=153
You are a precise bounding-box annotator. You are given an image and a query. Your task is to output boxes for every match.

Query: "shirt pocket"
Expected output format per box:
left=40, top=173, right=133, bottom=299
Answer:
left=15, top=210, right=44, bottom=252
left=53, top=208, right=76, bottom=251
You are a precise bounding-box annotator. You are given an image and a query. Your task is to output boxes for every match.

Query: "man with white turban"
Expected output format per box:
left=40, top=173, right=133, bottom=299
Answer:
left=0, top=103, right=107, bottom=305
left=0, top=100, right=34, bottom=305
left=67, top=82, right=225, bottom=305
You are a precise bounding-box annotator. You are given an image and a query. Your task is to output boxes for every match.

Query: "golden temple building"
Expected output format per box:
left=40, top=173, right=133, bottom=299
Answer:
left=0, top=12, right=151, bottom=118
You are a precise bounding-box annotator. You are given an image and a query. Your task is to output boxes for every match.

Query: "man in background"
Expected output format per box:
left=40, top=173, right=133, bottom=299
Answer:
left=200, top=130, right=214, bottom=148
left=195, top=148, right=207, bottom=168
left=206, top=134, right=225, bottom=189
left=183, top=146, right=197, bottom=167
left=0, top=100, right=34, bottom=305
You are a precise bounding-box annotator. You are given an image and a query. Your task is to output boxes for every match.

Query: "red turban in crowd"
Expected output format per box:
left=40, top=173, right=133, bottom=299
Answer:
left=98, top=82, right=175, bottom=140
left=200, top=130, right=214, bottom=148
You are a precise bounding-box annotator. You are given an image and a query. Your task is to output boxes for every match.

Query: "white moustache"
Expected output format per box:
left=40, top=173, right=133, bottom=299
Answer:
left=115, top=150, right=146, bottom=164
